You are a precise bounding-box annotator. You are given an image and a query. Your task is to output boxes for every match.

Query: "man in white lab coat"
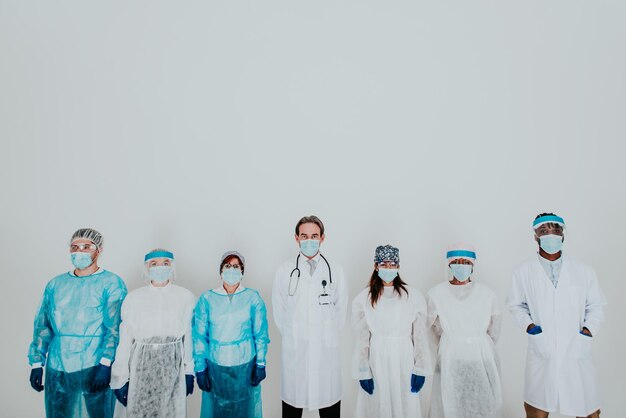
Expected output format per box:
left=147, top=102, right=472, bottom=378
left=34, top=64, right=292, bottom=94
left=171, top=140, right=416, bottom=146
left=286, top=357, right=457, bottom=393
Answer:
left=507, top=213, right=606, bottom=418
left=272, top=215, right=348, bottom=418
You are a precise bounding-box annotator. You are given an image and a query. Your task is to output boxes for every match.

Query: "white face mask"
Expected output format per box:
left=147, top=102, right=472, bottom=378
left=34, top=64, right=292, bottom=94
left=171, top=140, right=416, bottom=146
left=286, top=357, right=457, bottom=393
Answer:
left=539, top=234, right=564, bottom=254
left=149, top=266, right=173, bottom=283
left=378, top=268, right=398, bottom=283
left=300, top=239, right=320, bottom=257
left=222, top=269, right=243, bottom=286
left=449, top=264, right=472, bottom=282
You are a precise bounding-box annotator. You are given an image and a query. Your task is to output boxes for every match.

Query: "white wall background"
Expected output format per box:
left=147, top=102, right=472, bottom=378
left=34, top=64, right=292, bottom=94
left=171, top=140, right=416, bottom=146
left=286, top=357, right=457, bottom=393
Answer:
left=1, top=1, right=625, bottom=417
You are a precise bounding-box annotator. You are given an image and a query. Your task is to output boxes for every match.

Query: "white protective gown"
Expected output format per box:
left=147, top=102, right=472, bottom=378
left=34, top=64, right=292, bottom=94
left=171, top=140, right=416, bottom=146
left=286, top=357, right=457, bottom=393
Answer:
left=272, top=253, right=348, bottom=410
left=427, top=281, right=502, bottom=418
left=506, top=256, right=606, bottom=417
left=111, top=283, right=197, bottom=418
left=351, top=285, right=432, bottom=418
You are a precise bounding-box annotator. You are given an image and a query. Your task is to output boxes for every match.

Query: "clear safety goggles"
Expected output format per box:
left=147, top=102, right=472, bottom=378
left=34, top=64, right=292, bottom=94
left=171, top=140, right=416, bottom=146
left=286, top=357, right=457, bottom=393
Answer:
left=69, top=243, right=98, bottom=252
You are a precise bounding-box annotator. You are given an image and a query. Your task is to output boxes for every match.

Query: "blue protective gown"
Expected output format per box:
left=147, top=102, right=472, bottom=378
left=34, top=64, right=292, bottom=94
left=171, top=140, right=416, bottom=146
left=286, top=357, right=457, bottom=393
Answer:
left=193, top=286, right=270, bottom=418
left=28, top=269, right=127, bottom=418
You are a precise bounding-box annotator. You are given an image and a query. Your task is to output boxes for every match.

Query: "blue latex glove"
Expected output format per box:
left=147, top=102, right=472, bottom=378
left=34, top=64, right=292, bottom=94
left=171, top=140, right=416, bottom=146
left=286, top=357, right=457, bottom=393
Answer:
left=186, top=374, right=194, bottom=396
left=196, top=368, right=211, bottom=392
left=91, top=365, right=112, bottom=392
left=359, top=379, right=374, bottom=395
left=527, top=325, right=543, bottom=335
left=411, top=374, right=425, bottom=393
left=114, top=382, right=129, bottom=407
left=30, top=367, right=44, bottom=392
left=251, top=364, right=266, bottom=387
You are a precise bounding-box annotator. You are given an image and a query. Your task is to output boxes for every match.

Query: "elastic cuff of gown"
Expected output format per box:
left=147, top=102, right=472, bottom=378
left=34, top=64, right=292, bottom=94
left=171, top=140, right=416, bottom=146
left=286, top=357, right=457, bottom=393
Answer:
left=31, top=362, right=43, bottom=369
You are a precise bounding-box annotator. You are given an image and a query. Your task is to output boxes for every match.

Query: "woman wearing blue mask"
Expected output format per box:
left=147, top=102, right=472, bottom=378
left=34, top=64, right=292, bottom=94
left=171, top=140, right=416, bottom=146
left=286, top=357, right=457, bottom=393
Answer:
left=193, top=251, right=270, bottom=418
left=351, top=245, right=432, bottom=418
left=110, top=249, right=197, bottom=418
left=427, top=243, right=503, bottom=418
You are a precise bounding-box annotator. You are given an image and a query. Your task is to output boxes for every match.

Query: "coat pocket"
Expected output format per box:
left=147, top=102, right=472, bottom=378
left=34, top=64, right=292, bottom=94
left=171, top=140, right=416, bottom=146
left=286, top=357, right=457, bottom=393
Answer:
left=575, top=332, right=592, bottom=359
left=528, top=333, right=548, bottom=359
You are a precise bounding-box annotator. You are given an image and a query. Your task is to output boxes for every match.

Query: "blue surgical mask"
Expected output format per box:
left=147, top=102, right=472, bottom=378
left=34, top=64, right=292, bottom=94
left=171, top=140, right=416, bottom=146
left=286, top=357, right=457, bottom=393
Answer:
left=222, top=269, right=243, bottom=286
left=71, top=252, right=94, bottom=270
left=539, top=234, right=563, bottom=254
left=450, top=264, right=473, bottom=282
left=300, top=239, right=320, bottom=257
left=378, top=268, right=398, bottom=283
left=149, top=266, right=173, bottom=283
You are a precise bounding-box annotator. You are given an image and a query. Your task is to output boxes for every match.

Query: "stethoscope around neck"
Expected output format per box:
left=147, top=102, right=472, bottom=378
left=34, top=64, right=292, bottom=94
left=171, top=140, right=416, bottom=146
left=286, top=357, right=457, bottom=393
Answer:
left=288, top=253, right=333, bottom=296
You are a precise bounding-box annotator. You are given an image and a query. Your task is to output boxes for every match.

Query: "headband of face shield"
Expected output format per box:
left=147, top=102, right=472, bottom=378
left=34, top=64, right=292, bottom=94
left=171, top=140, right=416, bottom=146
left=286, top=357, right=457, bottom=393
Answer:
left=532, top=214, right=565, bottom=230
left=446, top=244, right=476, bottom=282
left=143, top=249, right=176, bottom=283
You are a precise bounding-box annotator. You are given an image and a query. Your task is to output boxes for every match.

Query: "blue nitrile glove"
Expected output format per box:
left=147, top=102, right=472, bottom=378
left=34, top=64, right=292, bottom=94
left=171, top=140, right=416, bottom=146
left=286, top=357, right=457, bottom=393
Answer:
left=527, top=325, right=543, bottom=335
left=196, top=368, right=211, bottom=392
left=91, top=365, right=112, bottom=392
left=251, top=364, right=266, bottom=387
left=411, top=374, right=425, bottom=393
left=30, top=367, right=44, bottom=392
left=114, top=382, right=129, bottom=407
left=359, top=379, right=374, bottom=395
left=186, top=374, right=194, bottom=396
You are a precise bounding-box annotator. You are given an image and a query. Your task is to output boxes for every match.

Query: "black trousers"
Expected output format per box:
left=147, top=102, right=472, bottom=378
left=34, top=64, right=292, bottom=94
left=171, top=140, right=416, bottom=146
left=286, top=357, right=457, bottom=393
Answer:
left=282, top=400, right=341, bottom=418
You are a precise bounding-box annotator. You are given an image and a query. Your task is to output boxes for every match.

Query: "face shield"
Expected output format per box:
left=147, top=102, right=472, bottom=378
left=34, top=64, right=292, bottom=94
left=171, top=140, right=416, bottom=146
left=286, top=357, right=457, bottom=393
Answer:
left=445, top=246, right=477, bottom=282
left=533, top=215, right=566, bottom=254
left=143, top=250, right=177, bottom=283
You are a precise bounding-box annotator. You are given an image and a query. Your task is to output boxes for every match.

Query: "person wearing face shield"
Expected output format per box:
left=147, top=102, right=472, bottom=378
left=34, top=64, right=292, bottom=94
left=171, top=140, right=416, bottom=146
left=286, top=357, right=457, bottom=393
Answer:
left=110, top=249, right=196, bottom=418
left=272, top=215, right=348, bottom=418
left=28, top=228, right=128, bottom=418
left=506, top=213, right=606, bottom=418
left=351, top=245, right=431, bottom=418
left=193, top=251, right=270, bottom=418
left=427, top=243, right=503, bottom=418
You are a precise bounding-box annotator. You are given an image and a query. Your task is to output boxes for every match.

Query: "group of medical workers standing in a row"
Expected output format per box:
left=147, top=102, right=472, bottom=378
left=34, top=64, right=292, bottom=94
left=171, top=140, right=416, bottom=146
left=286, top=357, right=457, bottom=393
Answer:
left=28, top=213, right=605, bottom=418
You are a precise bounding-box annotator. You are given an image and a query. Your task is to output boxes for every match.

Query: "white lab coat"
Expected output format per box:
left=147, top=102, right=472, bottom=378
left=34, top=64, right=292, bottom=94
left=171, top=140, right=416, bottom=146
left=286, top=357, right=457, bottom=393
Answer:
left=506, top=257, right=606, bottom=417
left=111, top=283, right=197, bottom=418
left=351, top=286, right=431, bottom=418
left=428, top=282, right=502, bottom=418
left=272, top=253, right=348, bottom=410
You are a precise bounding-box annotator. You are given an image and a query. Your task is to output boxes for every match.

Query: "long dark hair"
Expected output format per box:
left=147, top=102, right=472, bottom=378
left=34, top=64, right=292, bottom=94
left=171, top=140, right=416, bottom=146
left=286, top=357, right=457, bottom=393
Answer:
left=369, top=269, right=408, bottom=307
